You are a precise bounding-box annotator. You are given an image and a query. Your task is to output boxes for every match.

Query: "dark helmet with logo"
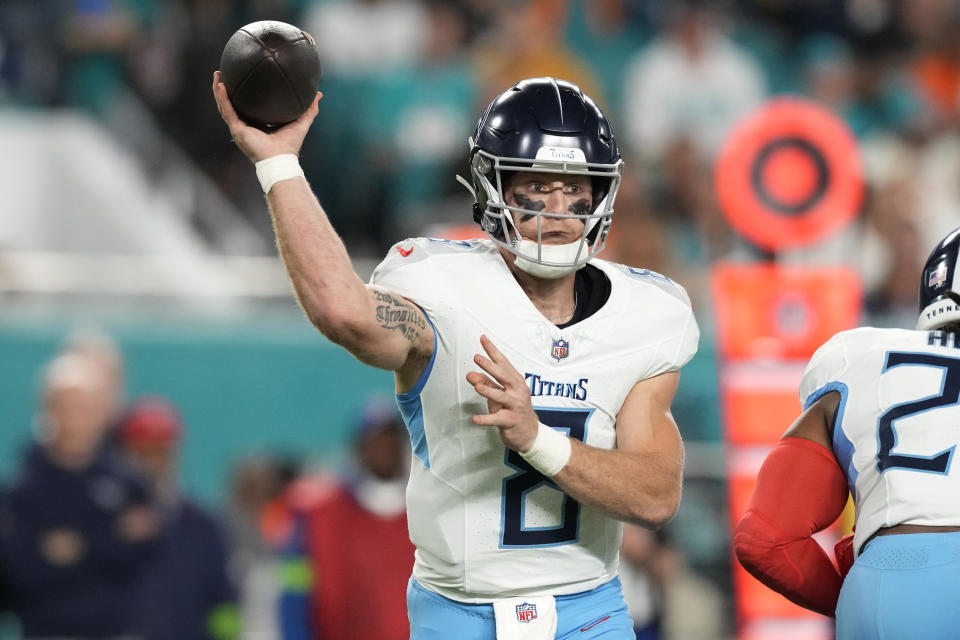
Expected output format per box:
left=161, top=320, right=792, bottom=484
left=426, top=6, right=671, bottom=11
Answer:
left=918, top=226, right=960, bottom=331
left=460, top=77, right=623, bottom=278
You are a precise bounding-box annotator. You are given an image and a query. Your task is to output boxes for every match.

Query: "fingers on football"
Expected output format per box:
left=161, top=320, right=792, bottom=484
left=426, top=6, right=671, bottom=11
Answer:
left=278, top=92, right=322, bottom=135
left=212, top=72, right=239, bottom=125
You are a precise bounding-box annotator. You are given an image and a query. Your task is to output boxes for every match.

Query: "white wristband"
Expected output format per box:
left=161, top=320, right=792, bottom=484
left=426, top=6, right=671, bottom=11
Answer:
left=255, top=154, right=304, bottom=194
left=519, top=423, right=572, bottom=477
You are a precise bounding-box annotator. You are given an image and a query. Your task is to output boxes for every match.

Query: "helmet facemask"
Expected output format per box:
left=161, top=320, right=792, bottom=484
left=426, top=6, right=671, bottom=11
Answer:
left=467, top=143, right=623, bottom=278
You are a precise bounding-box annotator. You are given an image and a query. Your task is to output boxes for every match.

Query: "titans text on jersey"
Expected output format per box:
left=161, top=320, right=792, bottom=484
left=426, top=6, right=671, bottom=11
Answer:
left=525, top=373, right=589, bottom=400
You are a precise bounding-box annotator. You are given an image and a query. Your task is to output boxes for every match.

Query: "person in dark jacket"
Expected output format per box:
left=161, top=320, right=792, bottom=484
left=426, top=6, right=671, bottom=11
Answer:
left=118, top=395, right=240, bottom=640
left=0, top=353, right=159, bottom=638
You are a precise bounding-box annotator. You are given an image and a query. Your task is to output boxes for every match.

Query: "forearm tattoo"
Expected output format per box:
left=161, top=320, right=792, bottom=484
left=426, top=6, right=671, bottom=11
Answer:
left=374, top=290, right=427, bottom=343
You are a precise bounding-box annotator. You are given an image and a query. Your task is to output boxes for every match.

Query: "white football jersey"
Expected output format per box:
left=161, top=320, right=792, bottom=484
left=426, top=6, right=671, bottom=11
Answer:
left=800, top=327, right=960, bottom=555
left=370, top=238, right=699, bottom=602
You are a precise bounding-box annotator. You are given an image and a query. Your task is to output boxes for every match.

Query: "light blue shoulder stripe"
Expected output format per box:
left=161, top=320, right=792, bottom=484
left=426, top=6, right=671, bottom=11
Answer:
left=805, top=381, right=857, bottom=495
left=623, top=265, right=690, bottom=305
left=396, top=307, right=437, bottom=470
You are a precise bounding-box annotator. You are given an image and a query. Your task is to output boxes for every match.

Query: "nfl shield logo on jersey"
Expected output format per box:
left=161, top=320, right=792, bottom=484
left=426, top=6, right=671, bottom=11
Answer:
left=551, top=338, right=570, bottom=362
left=516, top=602, right=537, bottom=622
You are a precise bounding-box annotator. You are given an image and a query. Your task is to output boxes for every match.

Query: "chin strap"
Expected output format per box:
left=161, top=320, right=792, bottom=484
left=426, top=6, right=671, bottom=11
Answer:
left=513, top=239, right=587, bottom=279
left=455, top=174, right=476, bottom=199
left=513, top=257, right=581, bottom=279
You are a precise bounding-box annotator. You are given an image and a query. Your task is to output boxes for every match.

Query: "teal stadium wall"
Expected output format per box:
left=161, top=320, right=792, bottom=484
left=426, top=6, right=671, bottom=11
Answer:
left=0, top=316, right=396, bottom=506
left=0, top=318, right=719, bottom=507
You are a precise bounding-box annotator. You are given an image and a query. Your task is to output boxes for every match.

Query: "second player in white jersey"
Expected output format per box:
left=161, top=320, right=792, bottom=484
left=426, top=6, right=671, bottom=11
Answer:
left=372, top=237, right=698, bottom=601
left=800, top=326, right=960, bottom=556
left=736, top=226, right=960, bottom=637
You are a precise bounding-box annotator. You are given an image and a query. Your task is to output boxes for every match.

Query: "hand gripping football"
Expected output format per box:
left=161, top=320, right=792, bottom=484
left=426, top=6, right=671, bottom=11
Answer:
left=219, top=20, right=322, bottom=129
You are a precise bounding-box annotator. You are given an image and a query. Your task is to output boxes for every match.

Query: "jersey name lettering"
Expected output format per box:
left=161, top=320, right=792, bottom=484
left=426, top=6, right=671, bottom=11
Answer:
left=524, top=373, right=589, bottom=400
left=928, top=330, right=960, bottom=349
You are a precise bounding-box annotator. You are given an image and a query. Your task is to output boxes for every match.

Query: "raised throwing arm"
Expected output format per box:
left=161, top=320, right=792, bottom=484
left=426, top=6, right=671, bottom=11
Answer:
left=211, top=72, right=433, bottom=388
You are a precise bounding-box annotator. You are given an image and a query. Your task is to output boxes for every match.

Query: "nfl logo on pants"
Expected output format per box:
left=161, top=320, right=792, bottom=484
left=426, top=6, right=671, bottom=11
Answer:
left=516, top=603, right=538, bottom=622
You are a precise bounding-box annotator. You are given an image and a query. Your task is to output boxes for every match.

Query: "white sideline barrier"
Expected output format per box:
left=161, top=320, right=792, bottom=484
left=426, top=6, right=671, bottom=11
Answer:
left=0, top=109, right=377, bottom=302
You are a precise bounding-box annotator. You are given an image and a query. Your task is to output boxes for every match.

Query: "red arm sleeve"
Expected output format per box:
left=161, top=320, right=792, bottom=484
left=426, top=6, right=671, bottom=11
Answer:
left=733, top=436, right=850, bottom=617
left=834, top=533, right=854, bottom=578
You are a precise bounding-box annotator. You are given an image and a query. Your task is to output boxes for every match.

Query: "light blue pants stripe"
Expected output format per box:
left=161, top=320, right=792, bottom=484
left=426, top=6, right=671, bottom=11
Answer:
left=836, top=531, right=960, bottom=639
left=407, top=575, right=634, bottom=639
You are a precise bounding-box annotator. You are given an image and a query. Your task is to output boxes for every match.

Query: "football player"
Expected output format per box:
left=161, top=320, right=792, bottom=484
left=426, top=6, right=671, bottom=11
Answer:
left=213, top=74, right=699, bottom=639
left=736, top=226, right=960, bottom=638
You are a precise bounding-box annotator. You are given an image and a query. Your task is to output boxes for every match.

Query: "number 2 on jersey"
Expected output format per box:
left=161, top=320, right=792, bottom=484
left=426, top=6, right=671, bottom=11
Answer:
left=877, top=351, right=960, bottom=474
left=500, top=408, right=590, bottom=547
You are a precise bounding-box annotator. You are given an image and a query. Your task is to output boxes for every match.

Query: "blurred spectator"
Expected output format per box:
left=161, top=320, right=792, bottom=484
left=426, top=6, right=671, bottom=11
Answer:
left=798, top=33, right=858, bottom=120
left=0, top=0, right=62, bottom=106
left=57, top=0, right=144, bottom=114
left=910, top=42, right=960, bottom=129
left=146, top=0, right=306, bottom=235
left=276, top=396, right=414, bottom=640
left=904, top=1, right=960, bottom=129
left=647, top=135, right=737, bottom=280
left=302, top=0, right=428, bottom=77
left=856, top=167, right=926, bottom=328
left=298, top=0, right=430, bottom=252
left=225, top=455, right=298, bottom=640
left=472, top=0, right=603, bottom=106
left=620, top=525, right=725, bottom=640
left=62, top=327, right=127, bottom=428
left=0, top=353, right=158, bottom=638
left=0, top=493, right=10, bottom=608
left=565, top=0, right=651, bottom=125
left=618, top=524, right=664, bottom=640
left=907, top=131, right=960, bottom=252
left=621, top=1, right=766, bottom=163
left=0, top=494, right=15, bottom=636
left=118, top=395, right=241, bottom=640
left=601, top=168, right=716, bottom=304
left=655, top=534, right=726, bottom=640
left=797, top=32, right=929, bottom=141
left=361, top=0, right=478, bottom=243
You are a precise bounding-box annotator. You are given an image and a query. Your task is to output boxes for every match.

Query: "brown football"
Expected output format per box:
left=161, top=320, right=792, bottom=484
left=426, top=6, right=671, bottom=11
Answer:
left=219, top=21, right=322, bottom=129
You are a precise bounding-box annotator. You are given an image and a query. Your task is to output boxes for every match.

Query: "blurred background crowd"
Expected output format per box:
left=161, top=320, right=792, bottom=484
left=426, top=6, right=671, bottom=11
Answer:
left=3, top=0, right=960, bottom=638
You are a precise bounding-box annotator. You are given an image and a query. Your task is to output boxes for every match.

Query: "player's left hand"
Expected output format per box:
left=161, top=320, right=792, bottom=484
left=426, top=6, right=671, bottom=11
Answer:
left=467, top=335, right=539, bottom=453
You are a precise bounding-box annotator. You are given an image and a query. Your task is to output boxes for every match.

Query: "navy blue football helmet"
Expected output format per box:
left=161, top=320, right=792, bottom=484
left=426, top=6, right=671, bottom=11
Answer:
left=462, top=77, right=623, bottom=277
left=918, top=226, right=960, bottom=330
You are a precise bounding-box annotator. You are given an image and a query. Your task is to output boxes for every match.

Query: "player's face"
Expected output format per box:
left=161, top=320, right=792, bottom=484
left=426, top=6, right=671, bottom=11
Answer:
left=505, top=172, right=593, bottom=244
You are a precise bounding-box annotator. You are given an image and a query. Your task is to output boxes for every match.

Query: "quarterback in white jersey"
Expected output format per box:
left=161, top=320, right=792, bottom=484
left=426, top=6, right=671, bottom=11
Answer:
left=371, top=237, right=697, bottom=600
left=213, top=74, right=699, bottom=639
left=736, top=225, right=960, bottom=639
